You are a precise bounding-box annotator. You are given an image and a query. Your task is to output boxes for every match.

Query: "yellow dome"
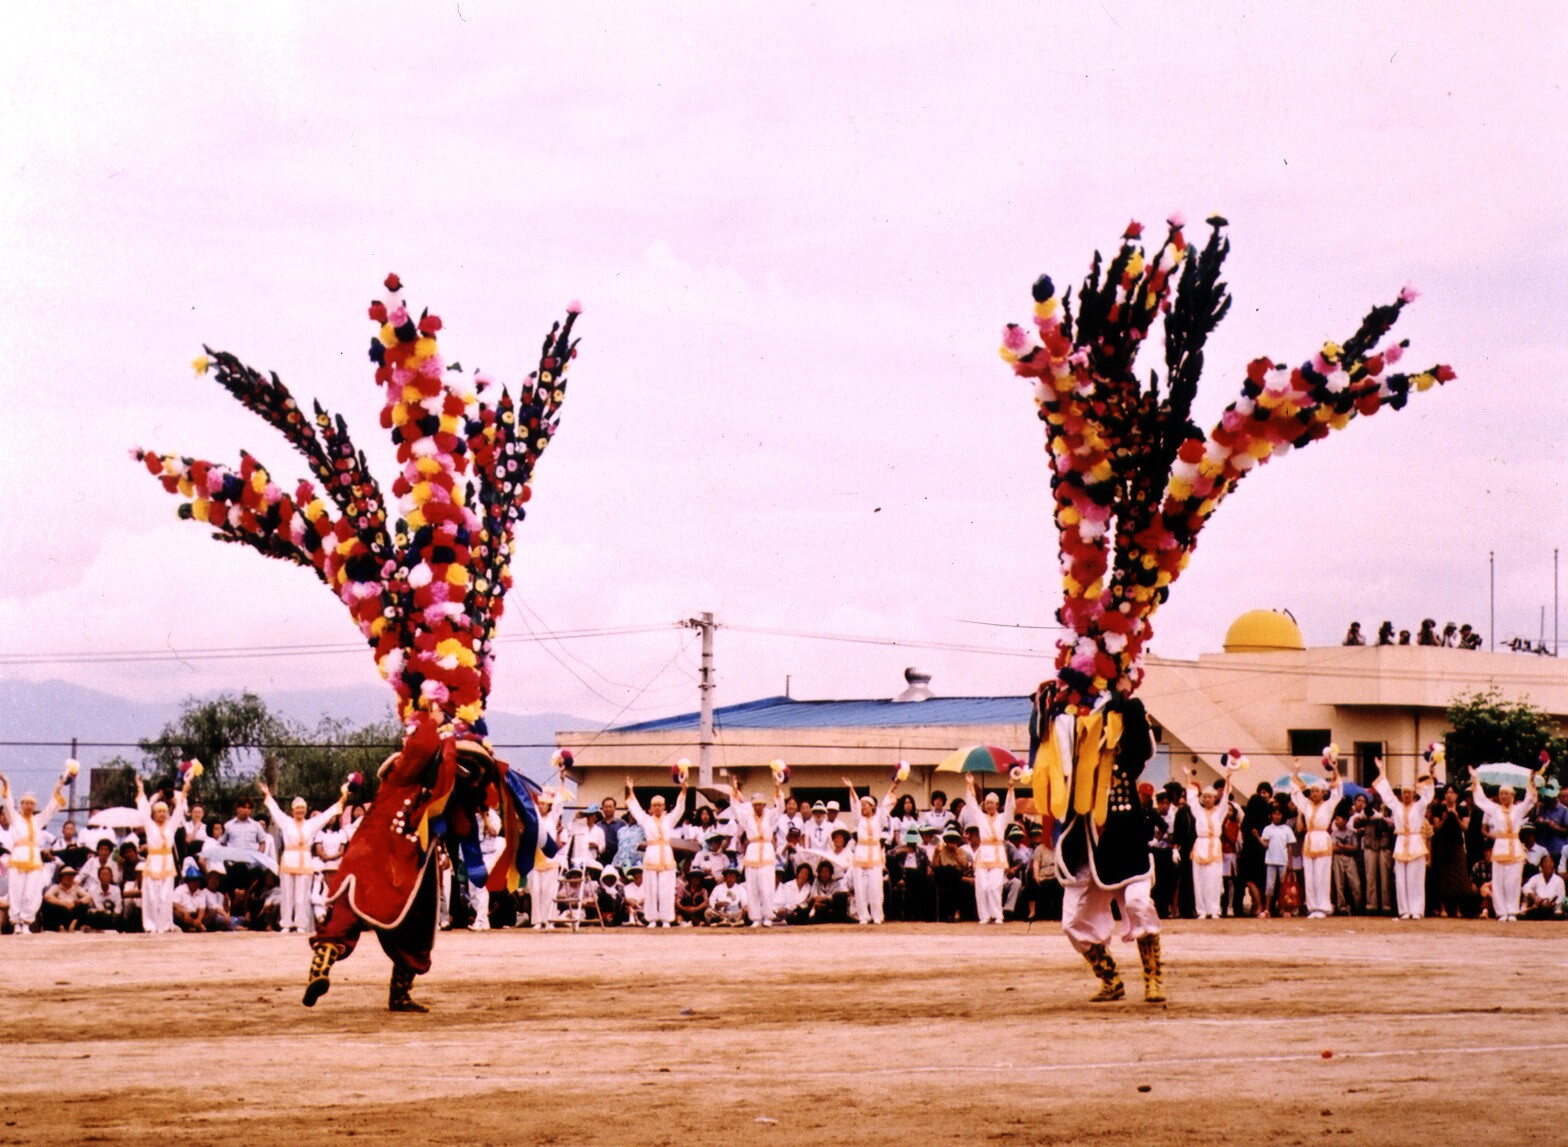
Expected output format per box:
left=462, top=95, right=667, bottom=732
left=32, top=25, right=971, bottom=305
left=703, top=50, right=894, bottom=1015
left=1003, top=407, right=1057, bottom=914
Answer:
left=1223, top=610, right=1305, bottom=653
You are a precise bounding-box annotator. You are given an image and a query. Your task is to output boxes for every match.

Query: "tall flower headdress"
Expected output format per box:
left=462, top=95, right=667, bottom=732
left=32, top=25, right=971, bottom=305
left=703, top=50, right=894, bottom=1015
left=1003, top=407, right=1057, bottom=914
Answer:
left=135, top=274, right=581, bottom=741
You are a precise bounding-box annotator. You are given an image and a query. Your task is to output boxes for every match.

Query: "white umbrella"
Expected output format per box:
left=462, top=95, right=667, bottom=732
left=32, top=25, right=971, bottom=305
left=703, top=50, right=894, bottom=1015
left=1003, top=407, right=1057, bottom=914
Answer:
left=1474, top=762, right=1535, bottom=791
left=200, top=842, right=278, bottom=874
left=88, top=807, right=145, bottom=830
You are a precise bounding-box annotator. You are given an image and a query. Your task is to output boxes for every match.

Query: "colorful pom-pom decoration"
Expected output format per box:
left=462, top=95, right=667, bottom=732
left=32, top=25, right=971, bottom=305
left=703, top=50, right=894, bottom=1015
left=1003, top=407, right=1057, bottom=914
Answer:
left=1002, top=217, right=1453, bottom=720
left=62, top=759, right=80, bottom=780
left=134, top=274, right=582, bottom=747
left=672, top=758, right=691, bottom=783
left=893, top=760, right=911, bottom=783
left=770, top=758, right=791, bottom=784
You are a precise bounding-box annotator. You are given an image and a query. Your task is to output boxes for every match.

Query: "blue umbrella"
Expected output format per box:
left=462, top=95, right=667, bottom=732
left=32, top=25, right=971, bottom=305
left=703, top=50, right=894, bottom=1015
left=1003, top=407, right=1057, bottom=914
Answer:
left=1276, top=772, right=1326, bottom=790
left=1473, top=763, right=1535, bottom=792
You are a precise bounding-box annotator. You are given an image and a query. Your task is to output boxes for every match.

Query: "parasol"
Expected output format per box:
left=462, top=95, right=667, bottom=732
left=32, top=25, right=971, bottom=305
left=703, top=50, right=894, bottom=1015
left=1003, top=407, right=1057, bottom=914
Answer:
left=200, top=842, right=279, bottom=874
left=88, top=807, right=145, bottom=830
left=935, top=745, right=1021, bottom=775
left=1473, top=762, right=1535, bottom=791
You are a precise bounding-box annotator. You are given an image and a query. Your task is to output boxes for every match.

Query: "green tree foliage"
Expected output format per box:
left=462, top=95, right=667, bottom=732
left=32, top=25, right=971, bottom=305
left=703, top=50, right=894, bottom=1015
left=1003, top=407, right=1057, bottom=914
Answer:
left=1445, top=690, right=1567, bottom=779
left=269, top=714, right=401, bottom=808
left=129, top=693, right=400, bottom=816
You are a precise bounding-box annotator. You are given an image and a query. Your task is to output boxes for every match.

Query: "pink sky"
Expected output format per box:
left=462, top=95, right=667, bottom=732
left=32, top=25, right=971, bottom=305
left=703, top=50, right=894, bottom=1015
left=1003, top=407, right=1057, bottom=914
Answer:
left=1, top=3, right=1565, bottom=724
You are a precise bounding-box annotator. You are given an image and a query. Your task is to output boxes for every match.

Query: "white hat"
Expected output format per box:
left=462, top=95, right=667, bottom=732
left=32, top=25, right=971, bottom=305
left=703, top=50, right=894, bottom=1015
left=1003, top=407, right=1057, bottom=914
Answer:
left=826, top=800, right=840, bottom=812
left=750, top=792, right=766, bottom=803
left=811, top=801, right=827, bottom=813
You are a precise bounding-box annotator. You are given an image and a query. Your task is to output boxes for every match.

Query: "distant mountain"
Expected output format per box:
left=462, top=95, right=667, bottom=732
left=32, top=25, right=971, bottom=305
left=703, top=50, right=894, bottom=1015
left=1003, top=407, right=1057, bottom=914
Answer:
left=0, top=678, right=589, bottom=799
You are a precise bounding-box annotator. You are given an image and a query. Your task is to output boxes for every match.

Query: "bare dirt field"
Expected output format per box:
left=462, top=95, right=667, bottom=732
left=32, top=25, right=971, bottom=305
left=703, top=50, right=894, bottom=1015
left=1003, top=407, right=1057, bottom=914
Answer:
left=2, top=918, right=1564, bottom=1145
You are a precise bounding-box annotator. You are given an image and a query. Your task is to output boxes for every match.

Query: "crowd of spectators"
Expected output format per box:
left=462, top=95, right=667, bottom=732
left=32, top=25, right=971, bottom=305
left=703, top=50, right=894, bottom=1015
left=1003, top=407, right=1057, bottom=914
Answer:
left=4, top=770, right=1566, bottom=934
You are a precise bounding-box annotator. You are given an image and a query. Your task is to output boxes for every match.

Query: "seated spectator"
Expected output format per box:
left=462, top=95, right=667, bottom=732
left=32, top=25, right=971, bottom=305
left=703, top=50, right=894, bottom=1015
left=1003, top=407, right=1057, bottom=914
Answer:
left=53, top=822, right=91, bottom=873
left=597, top=866, right=625, bottom=925
left=80, top=841, right=120, bottom=893
left=675, top=871, right=709, bottom=926
left=622, top=865, right=647, bottom=926
left=86, top=862, right=126, bottom=930
left=173, top=864, right=213, bottom=932
left=246, top=871, right=282, bottom=931
left=691, top=833, right=730, bottom=888
left=200, top=869, right=235, bottom=931
left=805, top=859, right=850, bottom=924
left=40, top=867, right=95, bottom=932
left=706, top=868, right=746, bottom=926
left=772, top=863, right=815, bottom=924
left=932, top=826, right=972, bottom=922
left=1521, top=853, right=1565, bottom=920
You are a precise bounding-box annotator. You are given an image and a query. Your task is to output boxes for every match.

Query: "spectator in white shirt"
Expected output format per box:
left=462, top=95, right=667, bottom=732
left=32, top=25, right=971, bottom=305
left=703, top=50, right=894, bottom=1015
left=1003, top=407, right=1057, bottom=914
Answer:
left=1521, top=853, right=1565, bottom=920
left=220, top=798, right=270, bottom=854
left=706, top=868, right=746, bottom=925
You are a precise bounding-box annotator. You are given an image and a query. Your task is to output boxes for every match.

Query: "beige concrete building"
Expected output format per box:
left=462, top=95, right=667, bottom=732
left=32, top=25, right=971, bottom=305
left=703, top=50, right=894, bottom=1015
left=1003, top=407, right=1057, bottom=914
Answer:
left=556, top=611, right=1568, bottom=807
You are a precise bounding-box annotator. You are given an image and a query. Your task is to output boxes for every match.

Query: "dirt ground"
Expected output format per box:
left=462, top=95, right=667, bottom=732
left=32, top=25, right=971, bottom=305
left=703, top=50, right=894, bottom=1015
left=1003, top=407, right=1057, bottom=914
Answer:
left=1, top=919, right=1565, bottom=1146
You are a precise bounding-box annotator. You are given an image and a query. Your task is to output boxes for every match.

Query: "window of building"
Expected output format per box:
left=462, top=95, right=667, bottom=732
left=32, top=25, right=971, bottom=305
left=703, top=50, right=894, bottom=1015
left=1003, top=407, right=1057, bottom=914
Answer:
left=1288, top=728, right=1333, bottom=758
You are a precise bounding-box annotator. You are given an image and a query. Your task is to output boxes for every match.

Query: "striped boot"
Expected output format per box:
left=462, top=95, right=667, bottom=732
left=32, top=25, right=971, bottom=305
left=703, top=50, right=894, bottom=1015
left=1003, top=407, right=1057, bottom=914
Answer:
left=1083, top=943, right=1124, bottom=1002
left=388, top=966, right=429, bottom=1013
left=302, top=942, right=342, bottom=1008
left=1137, top=933, right=1166, bottom=1003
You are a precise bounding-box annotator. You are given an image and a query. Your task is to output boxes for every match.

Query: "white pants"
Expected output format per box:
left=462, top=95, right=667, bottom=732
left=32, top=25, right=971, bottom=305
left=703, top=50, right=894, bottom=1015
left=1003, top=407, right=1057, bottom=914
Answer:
left=646, top=869, right=677, bottom=923
left=280, top=873, right=314, bottom=932
left=142, top=876, right=176, bottom=933
left=1193, top=860, right=1223, bottom=918
left=11, top=868, right=45, bottom=927
left=851, top=866, right=885, bottom=923
left=1491, top=860, right=1523, bottom=919
left=1302, top=855, right=1333, bottom=915
left=975, top=866, right=1006, bottom=923
left=1394, top=857, right=1426, bottom=918
left=744, top=867, right=776, bottom=923
left=528, top=869, right=559, bottom=926
left=468, top=883, right=490, bottom=929
left=1061, top=875, right=1159, bottom=953
left=1003, top=875, right=1022, bottom=914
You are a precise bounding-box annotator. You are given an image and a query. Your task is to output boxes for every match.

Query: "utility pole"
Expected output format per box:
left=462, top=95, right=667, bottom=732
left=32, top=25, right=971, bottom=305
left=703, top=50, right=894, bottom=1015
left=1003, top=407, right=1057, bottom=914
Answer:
left=1489, top=551, right=1495, bottom=652
left=69, top=735, right=78, bottom=816
left=685, top=612, right=717, bottom=787
left=1555, top=548, right=1559, bottom=657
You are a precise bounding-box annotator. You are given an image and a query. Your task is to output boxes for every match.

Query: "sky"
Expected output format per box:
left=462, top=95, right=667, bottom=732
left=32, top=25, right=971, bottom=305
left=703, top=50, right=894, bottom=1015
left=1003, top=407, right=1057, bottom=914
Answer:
left=1, top=2, right=1565, bottom=733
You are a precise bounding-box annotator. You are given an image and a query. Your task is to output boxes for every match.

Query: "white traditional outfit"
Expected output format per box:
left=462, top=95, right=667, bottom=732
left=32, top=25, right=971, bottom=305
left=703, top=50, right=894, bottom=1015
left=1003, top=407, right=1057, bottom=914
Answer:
left=963, top=790, right=1015, bottom=924
left=1471, top=783, right=1537, bottom=921
left=136, top=791, right=187, bottom=934
left=265, top=796, right=344, bottom=933
left=1290, top=778, right=1343, bottom=918
left=527, top=805, right=562, bottom=928
left=627, top=792, right=686, bottom=925
left=3, top=791, right=63, bottom=932
left=1186, top=783, right=1235, bottom=919
left=1372, top=774, right=1435, bottom=919
left=732, top=797, right=782, bottom=925
left=850, top=795, right=894, bottom=924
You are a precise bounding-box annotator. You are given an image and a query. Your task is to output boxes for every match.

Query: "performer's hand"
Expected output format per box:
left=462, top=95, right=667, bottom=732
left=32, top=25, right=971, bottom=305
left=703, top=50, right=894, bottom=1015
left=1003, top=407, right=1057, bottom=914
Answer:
left=840, top=775, right=853, bottom=788
left=257, top=779, right=270, bottom=799
left=1372, top=757, right=1383, bottom=778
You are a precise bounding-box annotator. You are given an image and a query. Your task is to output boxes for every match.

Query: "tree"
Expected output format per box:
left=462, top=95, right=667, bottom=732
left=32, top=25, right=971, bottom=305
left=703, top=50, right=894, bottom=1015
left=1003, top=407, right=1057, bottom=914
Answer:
left=1000, top=215, right=1455, bottom=715
left=138, top=692, right=281, bottom=794
left=270, top=713, right=403, bottom=808
left=1445, top=690, right=1566, bottom=779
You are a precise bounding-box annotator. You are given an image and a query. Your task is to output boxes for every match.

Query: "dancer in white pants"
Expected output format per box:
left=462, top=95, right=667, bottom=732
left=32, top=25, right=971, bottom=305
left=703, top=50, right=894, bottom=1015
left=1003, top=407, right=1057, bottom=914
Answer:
left=135, top=773, right=191, bottom=934
left=843, top=773, right=900, bottom=924
left=1470, top=768, right=1538, bottom=922
left=1371, top=758, right=1435, bottom=919
left=527, top=787, right=562, bottom=928
left=729, top=777, right=784, bottom=926
left=261, top=781, right=346, bottom=934
left=1, top=769, right=68, bottom=934
left=626, top=776, right=687, bottom=927
left=962, top=772, right=1016, bottom=924
left=1183, top=764, right=1237, bottom=919
left=1289, top=765, right=1343, bottom=918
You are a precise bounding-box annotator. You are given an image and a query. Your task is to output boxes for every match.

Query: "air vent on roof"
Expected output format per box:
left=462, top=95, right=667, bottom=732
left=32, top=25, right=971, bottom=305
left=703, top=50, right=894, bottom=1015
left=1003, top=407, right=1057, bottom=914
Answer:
left=893, top=667, right=932, bottom=703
